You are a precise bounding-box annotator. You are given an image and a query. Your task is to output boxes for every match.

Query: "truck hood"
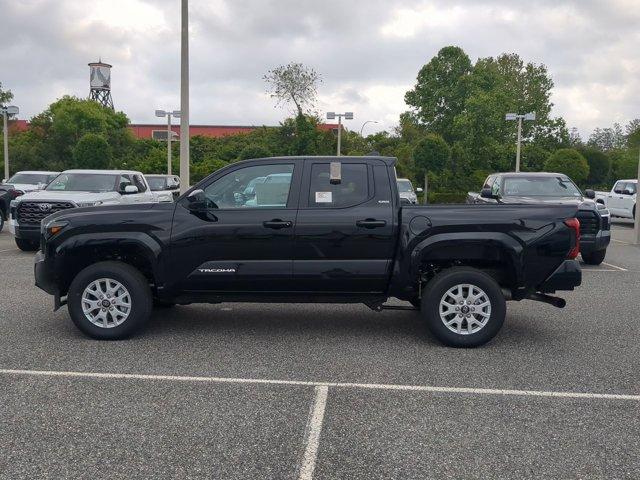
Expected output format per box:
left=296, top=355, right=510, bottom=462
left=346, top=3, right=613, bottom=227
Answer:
left=3, top=183, right=42, bottom=193
left=15, top=190, right=122, bottom=204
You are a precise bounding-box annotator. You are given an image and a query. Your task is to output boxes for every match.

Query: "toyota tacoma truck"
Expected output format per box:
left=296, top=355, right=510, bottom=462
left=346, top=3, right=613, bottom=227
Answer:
left=468, top=172, right=610, bottom=265
left=34, top=156, right=582, bottom=347
left=595, top=179, right=636, bottom=219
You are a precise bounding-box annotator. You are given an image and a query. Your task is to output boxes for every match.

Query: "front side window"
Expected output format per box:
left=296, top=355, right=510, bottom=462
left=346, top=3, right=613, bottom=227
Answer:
left=203, top=164, right=294, bottom=209
left=133, top=175, right=147, bottom=192
left=46, top=173, right=118, bottom=192
left=309, top=163, right=369, bottom=208
left=614, top=181, right=625, bottom=194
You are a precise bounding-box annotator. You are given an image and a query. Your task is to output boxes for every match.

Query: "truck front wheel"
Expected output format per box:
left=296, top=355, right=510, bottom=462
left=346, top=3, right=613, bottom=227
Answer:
left=67, top=261, right=152, bottom=340
left=422, top=267, right=506, bottom=347
left=581, top=249, right=606, bottom=265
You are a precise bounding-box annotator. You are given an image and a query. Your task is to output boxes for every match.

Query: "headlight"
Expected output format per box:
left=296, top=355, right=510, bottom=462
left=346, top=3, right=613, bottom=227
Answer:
left=76, top=201, right=103, bottom=208
left=42, top=219, right=69, bottom=238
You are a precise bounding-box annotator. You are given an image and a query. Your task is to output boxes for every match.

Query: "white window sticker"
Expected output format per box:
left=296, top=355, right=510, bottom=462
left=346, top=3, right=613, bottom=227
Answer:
left=315, top=191, right=333, bottom=203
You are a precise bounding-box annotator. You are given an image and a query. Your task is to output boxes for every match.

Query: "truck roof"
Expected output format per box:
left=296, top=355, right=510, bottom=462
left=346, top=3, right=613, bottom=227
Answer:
left=60, top=169, right=144, bottom=175
left=495, top=172, right=568, bottom=178
left=236, top=155, right=398, bottom=166
left=14, top=170, right=60, bottom=175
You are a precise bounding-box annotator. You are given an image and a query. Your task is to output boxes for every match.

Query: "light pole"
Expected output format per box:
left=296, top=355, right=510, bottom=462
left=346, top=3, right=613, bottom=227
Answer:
left=179, top=0, right=190, bottom=193
left=505, top=112, right=535, bottom=172
left=155, top=109, right=181, bottom=175
left=1, top=105, right=19, bottom=181
left=326, top=112, right=354, bottom=156
left=359, top=120, right=378, bottom=136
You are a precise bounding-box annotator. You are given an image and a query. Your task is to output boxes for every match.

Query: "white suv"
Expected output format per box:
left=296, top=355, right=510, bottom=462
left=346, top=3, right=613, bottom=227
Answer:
left=9, top=169, right=158, bottom=251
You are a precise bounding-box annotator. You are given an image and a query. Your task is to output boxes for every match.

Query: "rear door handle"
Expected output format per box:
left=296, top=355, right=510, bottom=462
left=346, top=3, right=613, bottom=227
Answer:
left=356, top=219, right=387, bottom=229
left=263, top=219, right=293, bottom=229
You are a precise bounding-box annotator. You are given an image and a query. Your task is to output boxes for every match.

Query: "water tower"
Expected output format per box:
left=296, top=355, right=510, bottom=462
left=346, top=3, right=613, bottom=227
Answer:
left=88, top=60, right=114, bottom=109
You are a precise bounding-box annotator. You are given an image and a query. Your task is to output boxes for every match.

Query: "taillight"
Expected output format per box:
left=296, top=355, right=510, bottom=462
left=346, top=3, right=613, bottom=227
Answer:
left=564, top=218, right=580, bottom=259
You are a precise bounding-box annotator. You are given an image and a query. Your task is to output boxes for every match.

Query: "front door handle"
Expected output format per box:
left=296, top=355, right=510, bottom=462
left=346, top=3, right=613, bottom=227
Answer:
left=356, top=219, right=387, bottom=229
left=263, top=219, right=293, bottom=229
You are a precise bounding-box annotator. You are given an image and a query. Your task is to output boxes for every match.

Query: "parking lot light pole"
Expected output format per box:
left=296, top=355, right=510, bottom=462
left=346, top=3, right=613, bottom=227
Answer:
left=359, top=120, right=378, bottom=136
left=180, top=0, right=190, bottom=193
left=505, top=112, right=535, bottom=172
left=155, top=109, right=181, bottom=175
left=1, top=105, right=19, bottom=181
left=327, top=112, right=354, bottom=156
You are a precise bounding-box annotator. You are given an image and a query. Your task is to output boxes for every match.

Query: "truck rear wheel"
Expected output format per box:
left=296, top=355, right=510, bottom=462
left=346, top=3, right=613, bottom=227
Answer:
left=67, top=261, right=152, bottom=340
left=422, top=267, right=506, bottom=347
left=581, top=249, right=606, bottom=265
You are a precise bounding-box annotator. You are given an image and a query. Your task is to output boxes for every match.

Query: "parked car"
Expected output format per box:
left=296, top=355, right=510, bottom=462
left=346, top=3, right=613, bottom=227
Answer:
left=35, top=156, right=582, bottom=347
left=468, top=172, right=610, bottom=265
left=595, top=179, right=636, bottom=219
left=397, top=178, right=422, bottom=204
left=9, top=169, right=157, bottom=251
left=0, top=185, right=22, bottom=232
left=1, top=171, right=60, bottom=194
left=146, top=174, right=181, bottom=201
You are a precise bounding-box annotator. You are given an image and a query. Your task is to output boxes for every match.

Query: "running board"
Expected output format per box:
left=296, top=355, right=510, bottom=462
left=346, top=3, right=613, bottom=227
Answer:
left=365, top=302, right=418, bottom=312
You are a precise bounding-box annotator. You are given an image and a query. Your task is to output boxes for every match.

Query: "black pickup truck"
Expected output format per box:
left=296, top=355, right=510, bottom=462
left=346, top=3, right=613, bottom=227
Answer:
left=468, top=172, right=611, bottom=265
left=35, top=156, right=582, bottom=347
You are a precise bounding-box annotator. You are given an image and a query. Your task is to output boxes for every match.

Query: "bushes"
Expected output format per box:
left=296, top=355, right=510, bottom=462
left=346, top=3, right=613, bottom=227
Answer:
left=544, top=148, right=589, bottom=184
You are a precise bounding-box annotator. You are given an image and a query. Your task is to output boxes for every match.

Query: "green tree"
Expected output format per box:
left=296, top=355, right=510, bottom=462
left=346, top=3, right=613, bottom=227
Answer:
left=413, top=134, right=451, bottom=201
left=544, top=149, right=589, bottom=184
left=72, top=133, right=112, bottom=169
left=238, top=144, right=272, bottom=160
left=264, top=63, right=321, bottom=116
left=521, top=145, right=550, bottom=172
left=578, top=147, right=611, bottom=186
left=0, top=82, right=14, bottom=108
left=405, top=46, right=472, bottom=142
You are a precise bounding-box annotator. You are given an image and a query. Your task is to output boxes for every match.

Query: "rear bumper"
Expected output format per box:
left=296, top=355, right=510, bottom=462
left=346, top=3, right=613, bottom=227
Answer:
left=538, top=260, right=582, bottom=293
left=580, top=229, right=611, bottom=254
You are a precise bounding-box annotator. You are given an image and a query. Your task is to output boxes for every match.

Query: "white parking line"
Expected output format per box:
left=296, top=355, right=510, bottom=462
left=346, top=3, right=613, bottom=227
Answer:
left=602, top=262, right=628, bottom=271
left=611, top=239, right=631, bottom=245
left=298, top=386, right=329, bottom=480
left=1, top=368, right=638, bottom=401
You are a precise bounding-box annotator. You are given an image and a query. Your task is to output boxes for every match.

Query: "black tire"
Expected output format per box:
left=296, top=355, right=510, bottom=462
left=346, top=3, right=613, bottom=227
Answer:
left=67, top=261, right=152, bottom=340
left=409, top=297, right=421, bottom=310
left=15, top=237, right=39, bottom=251
left=581, top=249, right=606, bottom=265
left=421, top=267, right=506, bottom=347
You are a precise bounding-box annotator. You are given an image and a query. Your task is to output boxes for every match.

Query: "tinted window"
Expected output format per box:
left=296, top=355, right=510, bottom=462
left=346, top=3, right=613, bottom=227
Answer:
left=133, top=175, right=147, bottom=192
left=204, top=164, right=294, bottom=209
left=309, top=163, right=368, bottom=208
left=118, top=174, right=133, bottom=192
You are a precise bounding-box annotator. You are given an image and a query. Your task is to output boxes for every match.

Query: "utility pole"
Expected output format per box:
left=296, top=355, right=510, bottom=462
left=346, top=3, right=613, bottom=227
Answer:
left=506, top=112, right=535, bottom=172
left=179, top=0, right=190, bottom=193
left=1, top=105, right=19, bottom=181
left=326, top=112, right=354, bottom=156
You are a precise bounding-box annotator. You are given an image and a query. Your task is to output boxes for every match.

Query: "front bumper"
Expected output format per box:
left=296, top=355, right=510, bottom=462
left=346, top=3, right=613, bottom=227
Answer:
left=580, top=229, right=611, bottom=254
left=34, top=250, right=57, bottom=295
left=538, top=260, right=582, bottom=293
left=11, top=221, right=41, bottom=241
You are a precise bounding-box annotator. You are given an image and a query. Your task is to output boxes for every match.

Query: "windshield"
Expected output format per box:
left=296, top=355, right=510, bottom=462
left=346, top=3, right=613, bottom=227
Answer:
left=502, top=176, right=582, bottom=197
left=7, top=173, right=56, bottom=185
left=46, top=173, right=119, bottom=192
left=397, top=180, right=414, bottom=193
left=146, top=177, right=167, bottom=191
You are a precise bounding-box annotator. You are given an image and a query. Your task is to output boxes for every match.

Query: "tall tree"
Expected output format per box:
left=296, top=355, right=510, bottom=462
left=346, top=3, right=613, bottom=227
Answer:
left=587, top=123, right=626, bottom=151
left=413, top=133, right=451, bottom=203
left=263, top=63, right=321, bottom=117
left=73, top=133, right=112, bottom=169
left=544, top=148, right=589, bottom=184
left=404, top=46, right=472, bottom=142
left=0, top=82, right=13, bottom=108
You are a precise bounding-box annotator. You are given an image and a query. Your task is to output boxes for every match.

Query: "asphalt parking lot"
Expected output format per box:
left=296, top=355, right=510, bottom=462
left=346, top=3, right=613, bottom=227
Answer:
left=1, top=222, right=639, bottom=479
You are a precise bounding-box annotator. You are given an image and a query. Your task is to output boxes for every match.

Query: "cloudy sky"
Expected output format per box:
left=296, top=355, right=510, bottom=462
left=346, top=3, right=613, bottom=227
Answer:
left=1, top=0, right=638, bottom=137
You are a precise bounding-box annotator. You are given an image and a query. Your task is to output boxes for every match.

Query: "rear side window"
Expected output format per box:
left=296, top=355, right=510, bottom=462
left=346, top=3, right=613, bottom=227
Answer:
left=308, top=163, right=369, bottom=208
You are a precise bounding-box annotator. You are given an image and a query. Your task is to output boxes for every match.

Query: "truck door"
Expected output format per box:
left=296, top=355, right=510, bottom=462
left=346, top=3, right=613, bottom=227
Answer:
left=169, top=160, right=301, bottom=292
left=292, top=159, right=395, bottom=293
left=607, top=181, right=625, bottom=216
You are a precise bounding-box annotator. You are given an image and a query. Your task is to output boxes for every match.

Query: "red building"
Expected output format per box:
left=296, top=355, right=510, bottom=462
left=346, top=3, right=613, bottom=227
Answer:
left=128, top=122, right=340, bottom=140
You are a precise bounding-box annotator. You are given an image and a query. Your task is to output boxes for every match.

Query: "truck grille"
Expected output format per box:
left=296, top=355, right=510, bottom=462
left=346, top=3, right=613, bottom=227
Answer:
left=16, top=201, right=75, bottom=225
left=576, top=211, right=599, bottom=235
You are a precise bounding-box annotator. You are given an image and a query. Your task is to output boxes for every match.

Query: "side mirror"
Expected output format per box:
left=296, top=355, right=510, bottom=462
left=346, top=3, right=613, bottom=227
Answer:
left=123, top=185, right=139, bottom=194
left=416, top=187, right=424, bottom=193
left=2, top=178, right=6, bottom=183
left=186, top=189, right=206, bottom=210
left=480, top=188, right=497, bottom=199
left=584, top=189, right=595, bottom=199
